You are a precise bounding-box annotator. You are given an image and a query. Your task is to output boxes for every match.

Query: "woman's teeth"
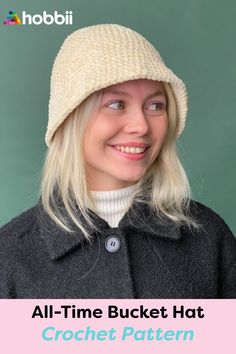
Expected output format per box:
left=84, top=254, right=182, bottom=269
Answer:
left=114, top=146, right=146, bottom=154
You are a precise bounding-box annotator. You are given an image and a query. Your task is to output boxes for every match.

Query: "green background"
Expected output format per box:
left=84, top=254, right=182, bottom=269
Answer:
left=0, top=0, right=235, bottom=234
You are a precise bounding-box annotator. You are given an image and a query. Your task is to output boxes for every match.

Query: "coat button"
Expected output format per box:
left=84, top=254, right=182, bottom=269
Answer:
left=105, top=235, right=121, bottom=253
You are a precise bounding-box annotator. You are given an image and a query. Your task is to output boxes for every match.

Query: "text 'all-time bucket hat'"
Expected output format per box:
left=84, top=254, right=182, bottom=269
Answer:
left=45, top=23, right=188, bottom=146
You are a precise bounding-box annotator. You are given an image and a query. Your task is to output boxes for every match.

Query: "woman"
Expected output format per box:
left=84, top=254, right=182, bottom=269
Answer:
left=0, top=24, right=235, bottom=298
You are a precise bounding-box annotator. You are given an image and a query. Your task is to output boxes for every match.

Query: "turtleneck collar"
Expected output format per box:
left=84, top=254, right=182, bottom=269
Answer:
left=91, top=183, right=139, bottom=227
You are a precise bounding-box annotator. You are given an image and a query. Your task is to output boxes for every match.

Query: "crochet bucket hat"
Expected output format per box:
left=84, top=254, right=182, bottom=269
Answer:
left=46, top=23, right=188, bottom=146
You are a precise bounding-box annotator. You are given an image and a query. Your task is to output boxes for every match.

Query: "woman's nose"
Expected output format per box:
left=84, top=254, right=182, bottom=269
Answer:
left=124, top=108, right=149, bottom=135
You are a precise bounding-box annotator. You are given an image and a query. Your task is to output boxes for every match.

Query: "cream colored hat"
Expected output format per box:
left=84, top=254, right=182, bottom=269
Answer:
left=46, top=23, right=188, bottom=146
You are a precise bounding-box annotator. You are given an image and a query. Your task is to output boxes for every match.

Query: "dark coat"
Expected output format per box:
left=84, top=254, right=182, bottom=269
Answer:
left=0, top=199, right=236, bottom=298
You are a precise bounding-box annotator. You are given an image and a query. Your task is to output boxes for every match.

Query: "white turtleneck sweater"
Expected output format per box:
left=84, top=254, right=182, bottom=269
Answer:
left=91, top=183, right=139, bottom=227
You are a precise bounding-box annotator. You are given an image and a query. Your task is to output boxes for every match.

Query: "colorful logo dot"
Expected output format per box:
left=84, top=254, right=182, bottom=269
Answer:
left=3, top=10, right=22, bottom=25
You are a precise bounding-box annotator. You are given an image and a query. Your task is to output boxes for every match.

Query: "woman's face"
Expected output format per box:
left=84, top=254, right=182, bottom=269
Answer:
left=83, top=79, right=168, bottom=190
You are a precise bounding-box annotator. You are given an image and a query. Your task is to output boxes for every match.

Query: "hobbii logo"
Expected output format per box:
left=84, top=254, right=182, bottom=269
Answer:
left=3, top=10, right=73, bottom=25
left=22, top=10, right=73, bottom=25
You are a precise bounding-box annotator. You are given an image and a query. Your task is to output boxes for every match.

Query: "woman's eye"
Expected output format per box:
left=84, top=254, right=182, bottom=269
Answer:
left=148, top=102, right=166, bottom=111
left=108, top=101, right=124, bottom=110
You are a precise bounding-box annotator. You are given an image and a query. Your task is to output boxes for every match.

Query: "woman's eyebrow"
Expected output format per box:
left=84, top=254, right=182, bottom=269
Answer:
left=102, top=89, right=166, bottom=99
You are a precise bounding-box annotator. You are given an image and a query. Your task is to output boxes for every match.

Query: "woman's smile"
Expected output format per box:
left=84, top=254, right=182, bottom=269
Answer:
left=109, top=142, right=150, bottom=160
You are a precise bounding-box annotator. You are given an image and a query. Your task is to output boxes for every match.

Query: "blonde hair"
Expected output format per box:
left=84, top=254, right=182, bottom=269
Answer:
left=40, top=82, right=201, bottom=239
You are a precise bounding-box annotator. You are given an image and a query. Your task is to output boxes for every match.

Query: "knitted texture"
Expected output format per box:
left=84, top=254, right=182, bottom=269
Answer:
left=91, top=183, right=139, bottom=227
left=46, top=23, right=188, bottom=146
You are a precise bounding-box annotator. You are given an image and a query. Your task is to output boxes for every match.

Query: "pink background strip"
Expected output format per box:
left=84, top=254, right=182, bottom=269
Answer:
left=0, top=299, right=235, bottom=353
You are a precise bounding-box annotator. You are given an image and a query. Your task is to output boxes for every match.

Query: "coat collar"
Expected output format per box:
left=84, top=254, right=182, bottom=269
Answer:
left=36, top=198, right=181, bottom=260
